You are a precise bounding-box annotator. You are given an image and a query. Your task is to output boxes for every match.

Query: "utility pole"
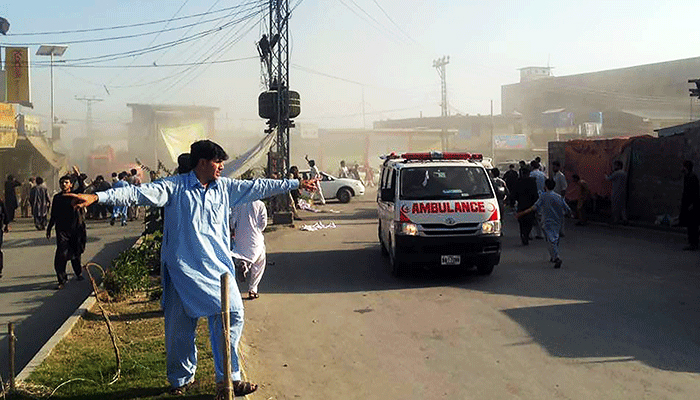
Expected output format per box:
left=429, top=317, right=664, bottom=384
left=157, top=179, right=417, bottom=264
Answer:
left=75, top=96, right=103, bottom=137
left=689, top=79, right=700, bottom=121
left=433, top=56, right=449, bottom=151
left=257, top=0, right=298, bottom=178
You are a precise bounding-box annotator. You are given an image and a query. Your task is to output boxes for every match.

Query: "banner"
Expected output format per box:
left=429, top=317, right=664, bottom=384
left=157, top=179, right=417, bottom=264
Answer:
left=222, top=131, right=275, bottom=178
left=0, top=103, right=17, bottom=148
left=493, top=134, right=527, bottom=149
left=159, top=123, right=207, bottom=163
left=5, top=47, right=30, bottom=104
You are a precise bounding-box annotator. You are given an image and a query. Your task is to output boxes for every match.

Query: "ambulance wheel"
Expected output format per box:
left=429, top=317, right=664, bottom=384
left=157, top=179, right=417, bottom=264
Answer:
left=337, top=188, right=352, bottom=203
left=389, top=242, right=408, bottom=277
left=476, top=262, right=495, bottom=276
left=379, top=225, right=388, bottom=256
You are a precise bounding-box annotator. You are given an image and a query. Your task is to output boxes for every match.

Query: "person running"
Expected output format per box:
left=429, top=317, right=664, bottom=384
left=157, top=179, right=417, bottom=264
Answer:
left=305, top=155, right=326, bottom=205
left=47, top=175, right=87, bottom=288
left=231, top=200, right=268, bottom=299
left=0, top=196, right=9, bottom=278
left=66, top=140, right=317, bottom=399
left=29, top=177, right=50, bottom=230
left=110, top=172, right=130, bottom=226
left=517, top=178, right=572, bottom=269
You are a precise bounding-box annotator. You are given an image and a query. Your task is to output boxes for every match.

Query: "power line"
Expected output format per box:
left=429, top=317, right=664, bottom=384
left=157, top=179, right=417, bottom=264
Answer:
left=6, top=0, right=265, bottom=36
left=36, top=7, right=263, bottom=65
left=370, top=0, right=416, bottom=43
left=334, top=0, right=404, bottom=45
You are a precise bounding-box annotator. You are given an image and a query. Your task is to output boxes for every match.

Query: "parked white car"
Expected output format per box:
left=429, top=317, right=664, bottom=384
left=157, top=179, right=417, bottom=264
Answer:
left=300, top=170, right=365, bottom=203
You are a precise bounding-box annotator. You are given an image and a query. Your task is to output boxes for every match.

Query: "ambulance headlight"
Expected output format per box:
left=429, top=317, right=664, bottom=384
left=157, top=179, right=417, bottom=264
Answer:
left=397, top=222, right=419, bottom=236
left=481, top=221, right=501, bottom=235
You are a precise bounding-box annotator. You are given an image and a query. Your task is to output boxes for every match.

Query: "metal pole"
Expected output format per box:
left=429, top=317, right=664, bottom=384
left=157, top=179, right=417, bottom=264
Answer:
left=8, top=322, right=15, bottom=390
left=50, top=53, right=54, bottom=139
left=220, top=273, right=233, bottom=400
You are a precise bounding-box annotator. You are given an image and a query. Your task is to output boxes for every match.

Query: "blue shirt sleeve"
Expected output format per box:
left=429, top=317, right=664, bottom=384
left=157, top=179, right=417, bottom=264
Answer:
left=96, top=176, right=176, bottom=207
left=225, top=178, right=299, bottom=207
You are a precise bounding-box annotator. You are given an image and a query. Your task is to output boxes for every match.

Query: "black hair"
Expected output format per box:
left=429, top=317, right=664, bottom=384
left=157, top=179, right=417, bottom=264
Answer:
left=535, top=156, right=541, bottom=162
left=614, top=160, right=623, bottom=168
left=572, top=174, right=580, bottom=181
left=308, top=159, right=316, bottom=167
left=189, top=140, right=228, bottom=169
left=7, top=175, right=13, bottom=180
left=111, top=172, right=117, bottom=177
left=35, top=176, right=44, bottom=185
left=95, top=175, right=104, bottom=182
left=130, top=168, right=138, bottom=175
left=177, top=153, right=192, bottom=174
left=684, top=160, right=694, bottom=171
left=59, top=175, right=72, bottom=182
left=491, top=167, right=500, bottom=178
left=509, top=164, right=515, bottom=169
left=530, top=160, right=540, bottom=169
left=118, top=171, right=128, bottom=180
left=545, top=178, right=555, bottom=190
left=552, top=160, right=561, bottom=167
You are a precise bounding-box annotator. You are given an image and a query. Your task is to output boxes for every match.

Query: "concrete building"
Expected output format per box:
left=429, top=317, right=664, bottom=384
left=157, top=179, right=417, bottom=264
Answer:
left=502, top=57, right=700, bottom=139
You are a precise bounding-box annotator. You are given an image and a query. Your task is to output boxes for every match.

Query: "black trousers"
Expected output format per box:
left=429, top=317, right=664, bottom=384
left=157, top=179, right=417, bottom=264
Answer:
left=518, top=213, right=535, bottom=243
left=54, top=250, right=82, bottom=284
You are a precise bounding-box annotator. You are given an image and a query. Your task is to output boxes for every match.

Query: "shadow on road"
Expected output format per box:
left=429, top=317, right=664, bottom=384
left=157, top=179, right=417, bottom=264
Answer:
left=268, top=201, right=700, bottom=374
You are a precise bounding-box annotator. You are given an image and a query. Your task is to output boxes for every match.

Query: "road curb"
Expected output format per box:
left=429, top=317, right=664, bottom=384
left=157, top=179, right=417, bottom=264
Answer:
left=16, top=294, right=97, bottom=381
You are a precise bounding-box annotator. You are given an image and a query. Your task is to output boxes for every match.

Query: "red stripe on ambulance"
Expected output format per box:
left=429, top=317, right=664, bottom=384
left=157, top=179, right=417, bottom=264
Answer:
left=411, top=201, right=485, bottom=214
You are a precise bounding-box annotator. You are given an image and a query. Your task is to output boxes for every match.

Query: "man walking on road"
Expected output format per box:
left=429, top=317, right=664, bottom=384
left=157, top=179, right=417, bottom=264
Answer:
left=606, top=160, right=628, bottom=225
left=517, top=178, right=572, bottom=269
left=29, top=177, right=50, bottom=231
left=66, top=140, right=317, bottom=399
left=530, top=160, right=547, bottom=239
left=512, top=167, right=539, bottom=245
left=20, top=177, right=34, bottom=218
left=231, top=200, right=268, bottom=300
left=47, top=175, right=87, bottom=288
left=680, top=160, right=700, bottom=251
left=305, top=155, right=325, bottom=205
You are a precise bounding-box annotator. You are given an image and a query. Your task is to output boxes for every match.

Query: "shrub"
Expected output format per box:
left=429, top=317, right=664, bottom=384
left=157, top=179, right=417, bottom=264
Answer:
left=103, top=232, right=162, bottom=298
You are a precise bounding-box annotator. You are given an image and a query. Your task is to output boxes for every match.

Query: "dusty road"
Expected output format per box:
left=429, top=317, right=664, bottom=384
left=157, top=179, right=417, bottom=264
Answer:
left=241, top=197, right=700, bottom=399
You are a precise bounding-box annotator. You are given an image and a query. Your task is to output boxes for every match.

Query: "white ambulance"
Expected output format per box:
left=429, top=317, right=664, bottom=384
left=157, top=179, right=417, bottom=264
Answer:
left=377, top=152, right=501, bottom=276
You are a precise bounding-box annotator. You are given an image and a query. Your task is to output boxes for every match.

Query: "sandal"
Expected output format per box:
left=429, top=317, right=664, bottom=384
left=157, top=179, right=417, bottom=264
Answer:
left=169, top=379, right=197, bottom=395
left=248, top=291, right=259, bottom=300
left=216, top=380, right=258, bottom=399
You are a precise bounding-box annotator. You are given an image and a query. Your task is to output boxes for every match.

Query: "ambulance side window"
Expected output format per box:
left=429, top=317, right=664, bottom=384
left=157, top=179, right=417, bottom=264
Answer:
left=380, top=167, right=396, bottom=202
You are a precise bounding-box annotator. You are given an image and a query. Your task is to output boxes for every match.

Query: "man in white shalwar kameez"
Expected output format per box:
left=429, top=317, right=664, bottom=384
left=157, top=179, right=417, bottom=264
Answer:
left=231, top=200, right=268, bottom=299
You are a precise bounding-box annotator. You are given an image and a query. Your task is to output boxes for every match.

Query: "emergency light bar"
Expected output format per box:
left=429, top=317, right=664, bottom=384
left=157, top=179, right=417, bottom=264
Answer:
left=400, top=151, right=483, bottom=161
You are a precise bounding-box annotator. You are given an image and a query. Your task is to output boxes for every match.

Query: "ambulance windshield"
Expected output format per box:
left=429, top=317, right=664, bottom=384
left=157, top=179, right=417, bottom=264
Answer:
left=400, top=166, right=493, bottom=200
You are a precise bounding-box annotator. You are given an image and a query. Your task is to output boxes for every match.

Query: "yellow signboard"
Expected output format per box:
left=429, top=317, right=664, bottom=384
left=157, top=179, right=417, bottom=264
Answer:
left=0, top=103, right=17, bottom=148
left=5, top=47, right=31, bottom=104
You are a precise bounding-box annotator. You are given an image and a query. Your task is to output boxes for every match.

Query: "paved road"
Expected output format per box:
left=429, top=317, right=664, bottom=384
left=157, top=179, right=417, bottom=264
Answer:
left=241, top=197, right=700, bottom=399
left=0, top=217, right=141, bottom=381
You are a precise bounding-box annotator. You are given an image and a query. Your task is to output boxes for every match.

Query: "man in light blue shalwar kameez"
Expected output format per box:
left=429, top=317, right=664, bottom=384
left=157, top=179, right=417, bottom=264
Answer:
left=517, top=178, right=572, bottom=269
left=66, top=140, right=315, bottom=399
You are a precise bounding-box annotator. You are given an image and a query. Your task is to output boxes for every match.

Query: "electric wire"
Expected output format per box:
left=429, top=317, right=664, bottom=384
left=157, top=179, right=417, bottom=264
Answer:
left=6, top=1, right=265, bottom=36
left=370, top=0, right=416, bottom=43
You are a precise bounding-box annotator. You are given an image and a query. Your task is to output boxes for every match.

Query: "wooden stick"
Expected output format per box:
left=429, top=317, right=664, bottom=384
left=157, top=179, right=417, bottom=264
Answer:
left=8, top=322, right=15, bottom=390
left=220, top=273, right=233, bottom=400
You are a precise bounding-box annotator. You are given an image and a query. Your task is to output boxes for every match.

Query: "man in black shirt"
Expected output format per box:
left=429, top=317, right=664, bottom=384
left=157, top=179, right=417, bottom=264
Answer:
left=0, top=197, right=9, bottom=278
left=680, top=160, right=700, bottom=251
left=512, top=167, right=539, bottom=245
left=47, top=175, right=87, bottom=288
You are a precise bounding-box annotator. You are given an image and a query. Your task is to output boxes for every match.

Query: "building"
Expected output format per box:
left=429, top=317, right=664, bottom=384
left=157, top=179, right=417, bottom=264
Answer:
left=126, top=104, right=218, bottom=170
left=502, top=57, right=700, bottom=140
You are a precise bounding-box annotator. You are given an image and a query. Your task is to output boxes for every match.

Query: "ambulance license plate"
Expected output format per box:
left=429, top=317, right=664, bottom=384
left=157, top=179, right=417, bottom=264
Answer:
left=441, top=255, right=461, bottom=266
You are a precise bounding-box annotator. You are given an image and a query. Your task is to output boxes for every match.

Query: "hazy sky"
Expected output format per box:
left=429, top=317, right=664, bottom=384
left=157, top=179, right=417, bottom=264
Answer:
left=2, top=0, right=700, bottom=141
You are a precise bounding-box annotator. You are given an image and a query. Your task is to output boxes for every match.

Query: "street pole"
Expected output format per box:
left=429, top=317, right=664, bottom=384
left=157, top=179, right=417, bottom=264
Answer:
left=50, top=53, right=54, bottom=139
left=433, top=56, right=449, bottom=151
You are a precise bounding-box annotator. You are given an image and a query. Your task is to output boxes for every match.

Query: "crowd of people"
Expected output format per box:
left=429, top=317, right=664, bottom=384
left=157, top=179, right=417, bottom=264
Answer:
left=0, top=167, right=146, bottom=289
